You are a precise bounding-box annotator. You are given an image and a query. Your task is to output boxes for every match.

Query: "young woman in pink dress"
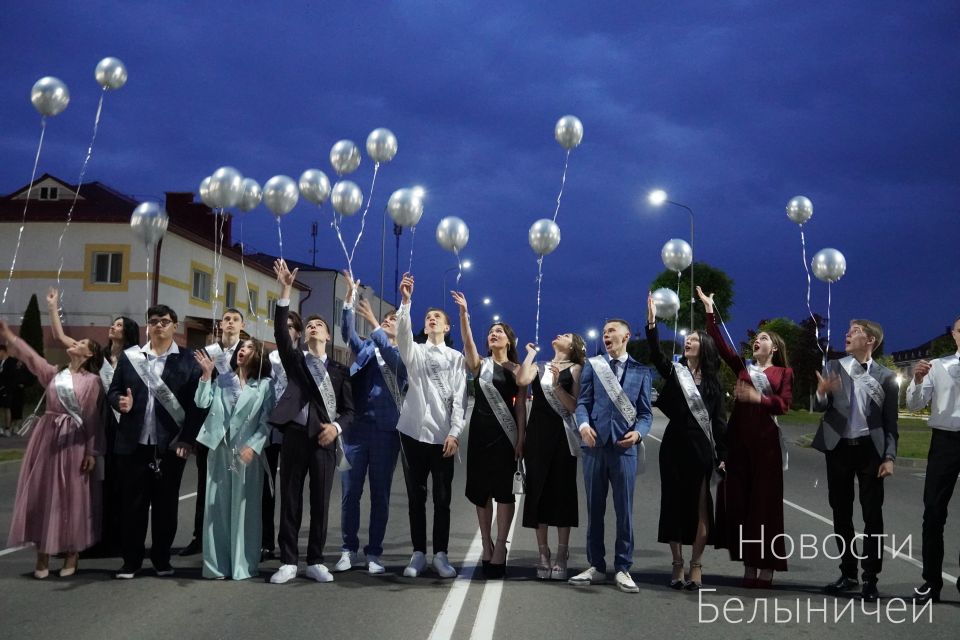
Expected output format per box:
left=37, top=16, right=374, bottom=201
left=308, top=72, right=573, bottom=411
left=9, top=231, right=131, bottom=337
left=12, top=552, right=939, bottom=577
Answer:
left=1, top=318, right=105, bottom=578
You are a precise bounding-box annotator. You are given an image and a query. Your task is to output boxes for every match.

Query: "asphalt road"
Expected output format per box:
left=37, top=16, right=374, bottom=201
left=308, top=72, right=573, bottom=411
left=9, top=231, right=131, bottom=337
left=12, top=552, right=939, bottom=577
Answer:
left=1, top=412, right=958, bottom=639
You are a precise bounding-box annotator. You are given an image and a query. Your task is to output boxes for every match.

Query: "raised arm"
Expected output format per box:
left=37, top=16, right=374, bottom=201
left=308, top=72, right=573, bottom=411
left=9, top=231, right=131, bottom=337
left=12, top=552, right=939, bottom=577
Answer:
left=698, top=286, right=744, bottom=374
left=341, top=271, right=366, bottom=355
left=273, top=259, right=300, bottom=367
left=395, top=273, right=419, bottom=369
left=452, top=291, right=480, bottom=373
left=645, top=293, right=672, bottom=378
left=46, top=287, right=77, bottom=349
left=516, top=342, right=539, bottom=386
left=0, top=320, right=57, bottom=386
left=905, top=360, right=934, bottom=411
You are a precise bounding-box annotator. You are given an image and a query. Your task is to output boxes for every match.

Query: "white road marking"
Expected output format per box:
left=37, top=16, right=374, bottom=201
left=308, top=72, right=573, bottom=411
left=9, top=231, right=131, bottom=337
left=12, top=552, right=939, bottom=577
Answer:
left=470, top=498, right=522, bottom=640
left=427, top=528, right=484, bottom=640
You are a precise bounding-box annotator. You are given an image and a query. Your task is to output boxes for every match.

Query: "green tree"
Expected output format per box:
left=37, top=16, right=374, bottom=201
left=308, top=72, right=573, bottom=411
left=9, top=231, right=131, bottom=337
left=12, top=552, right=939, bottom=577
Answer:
left=929, top=333, right=956, bottom=358
left=20, top=294, right=44, bottom=359
left=649, top=261, right=734, bottom=331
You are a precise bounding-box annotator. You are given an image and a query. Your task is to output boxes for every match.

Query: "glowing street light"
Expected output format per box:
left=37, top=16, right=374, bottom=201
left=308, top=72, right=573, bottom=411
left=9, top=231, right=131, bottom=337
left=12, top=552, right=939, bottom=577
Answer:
left=648, top=189, right=668, bottom=206
left=482, top=297, right=492, bottom=305
left=493, top=314, right=501, bottom=322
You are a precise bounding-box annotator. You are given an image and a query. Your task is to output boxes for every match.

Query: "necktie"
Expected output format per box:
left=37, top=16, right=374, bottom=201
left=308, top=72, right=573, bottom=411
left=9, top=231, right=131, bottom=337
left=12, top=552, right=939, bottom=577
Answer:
left=610, top=359, right=621, bottom=382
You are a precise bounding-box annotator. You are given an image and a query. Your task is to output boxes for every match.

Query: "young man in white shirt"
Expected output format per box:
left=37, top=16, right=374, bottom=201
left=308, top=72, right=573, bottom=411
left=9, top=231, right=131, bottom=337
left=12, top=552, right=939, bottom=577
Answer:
left=394, top=272, right=466, bottom=578
left=907, top=315, right=960, bottom=604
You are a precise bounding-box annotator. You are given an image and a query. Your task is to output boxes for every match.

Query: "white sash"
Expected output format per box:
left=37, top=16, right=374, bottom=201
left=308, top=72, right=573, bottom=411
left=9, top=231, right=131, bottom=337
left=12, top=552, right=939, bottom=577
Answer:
left=304, top=352, right=351, bottom=471
left=477, top=358, right=518, bottom=447
left=374, top=347, right=403, bottom=409
left=124, top=345, right=186, bottom=427
left=589, top=356, right=637, bottom=426
left=206, top=344, right=242, bottom=408
left=935, top=356, right=960, bottom=383
left=54, top=368, right=84, bottom=431
left=269, top=350, right=287, bottom=399
left=99, top=359, right=121, bottom=422
left=673, top=363, right=714, bottom=443
left=840, top=356, right=886, bottom=408
left=425, top=347, right=454, bottom=407
left=537, top=362, right=580, bottom=457
left=205, top=343, right=235, bottom=376
left=747, top=363, right=788, bottom=471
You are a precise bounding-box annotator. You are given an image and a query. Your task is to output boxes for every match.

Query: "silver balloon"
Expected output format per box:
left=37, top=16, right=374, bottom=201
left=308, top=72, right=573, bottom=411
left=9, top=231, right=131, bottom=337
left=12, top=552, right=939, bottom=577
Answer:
left=436, top=216, right=470, bottom=253
left=387, top=188, right=423, bottom=227
left=366, top=128, right=398, bottom=163
left=198, top=176, right=218, bottom=208
left=208, top=166, right=244, bottom=208
left=331, top=180, right=364, bottom=216
left=95, top=57, right=128, bottom=90
left=299, top=169, right=332, bottom=205
left=661, top=238, right=693, bottom=272
left=262, top=175, right=299, bottom=217
left=130, top=202, right=169, bottom=246
left=651, top=288, right=681, bottom=320
left=330, top=140, right=361, bottom=175
left=811, top=248, right=847, bottom=283
left=528, top=219, right=561, bottom=256
left=554, top=115, right=583, bottom=150
left=786, top=195, right=813, bottom=225
left=238, top=178, right=262, bottom=212
left=30, top=77, right=70, bottom=117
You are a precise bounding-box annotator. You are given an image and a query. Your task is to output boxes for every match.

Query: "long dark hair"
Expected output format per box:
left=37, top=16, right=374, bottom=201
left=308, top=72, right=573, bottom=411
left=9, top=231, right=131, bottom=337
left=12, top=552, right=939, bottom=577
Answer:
left=107, top=316, right=140, bottom=354
left=682, top=330, right=722, bottom=406
left=568, top=333, right=587, bottom=366
left=486, top=322, right=519, bottom=364
left=239, top=339, right=271, bottom=380
left=78, top=339, right=104, bottom=375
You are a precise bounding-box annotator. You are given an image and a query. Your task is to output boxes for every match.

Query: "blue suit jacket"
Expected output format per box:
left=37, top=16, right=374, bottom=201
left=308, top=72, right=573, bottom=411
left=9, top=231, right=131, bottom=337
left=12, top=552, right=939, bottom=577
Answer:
left=341, top=305, right=407, bottom=433
left=575, top=355, right=653, bottom=455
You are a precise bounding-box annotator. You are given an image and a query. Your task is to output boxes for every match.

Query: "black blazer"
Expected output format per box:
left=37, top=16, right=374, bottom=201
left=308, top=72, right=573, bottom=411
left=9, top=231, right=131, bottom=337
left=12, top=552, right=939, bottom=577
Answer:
left=268, top=302, right=354, bottom=441
left=107, top=345, right=204, bottom=455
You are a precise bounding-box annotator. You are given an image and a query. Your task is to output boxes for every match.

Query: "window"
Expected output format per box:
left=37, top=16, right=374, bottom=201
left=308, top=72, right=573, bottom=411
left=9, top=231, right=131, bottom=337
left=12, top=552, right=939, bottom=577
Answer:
left=192, top=270, right=211, bottom=302
left=39, top=186, right=59, bottom=200
left=225, top=281, right=237, bottom=308
left=91, top=252, right=122, bottom=284
left=247, top=288, right=258, bottom=316
left=334, top=298, right=344, bottom=329
left=267, top=296, right=278, bottom=320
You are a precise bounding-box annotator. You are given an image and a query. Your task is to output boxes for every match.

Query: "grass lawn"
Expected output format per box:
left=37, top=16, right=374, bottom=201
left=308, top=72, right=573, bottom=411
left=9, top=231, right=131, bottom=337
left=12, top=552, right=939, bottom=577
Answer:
left=0, top=450, right=24, bottom=462
left=783, top=410, right=932, bottom=459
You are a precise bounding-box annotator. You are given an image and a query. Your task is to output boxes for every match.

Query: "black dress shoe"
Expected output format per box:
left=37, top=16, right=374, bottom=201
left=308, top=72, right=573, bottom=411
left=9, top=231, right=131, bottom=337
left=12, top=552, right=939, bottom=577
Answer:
left=913, top=582, right=941, bottom=604
left=861, top=582, right=879, bottom=603
left=823, top=575, right=859, bottom=594
left=179, top=539, right=202, bottom=556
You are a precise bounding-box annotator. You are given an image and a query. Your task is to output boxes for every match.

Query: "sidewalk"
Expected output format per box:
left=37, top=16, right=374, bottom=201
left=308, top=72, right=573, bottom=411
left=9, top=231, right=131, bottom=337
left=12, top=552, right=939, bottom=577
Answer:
left=0, top=430, right=28, bottom=475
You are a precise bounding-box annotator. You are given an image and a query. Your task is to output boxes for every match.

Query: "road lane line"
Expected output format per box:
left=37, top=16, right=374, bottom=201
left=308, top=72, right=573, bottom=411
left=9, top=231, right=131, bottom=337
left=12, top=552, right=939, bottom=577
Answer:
left=427, top=528, right=484, bottom=640
left=469, top=499, right=522, bottom=640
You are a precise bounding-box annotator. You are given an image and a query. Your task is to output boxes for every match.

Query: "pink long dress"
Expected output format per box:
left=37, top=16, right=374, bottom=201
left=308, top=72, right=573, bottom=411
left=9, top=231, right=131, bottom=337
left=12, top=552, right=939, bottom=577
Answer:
left=6, top=339, right=104, bottom=554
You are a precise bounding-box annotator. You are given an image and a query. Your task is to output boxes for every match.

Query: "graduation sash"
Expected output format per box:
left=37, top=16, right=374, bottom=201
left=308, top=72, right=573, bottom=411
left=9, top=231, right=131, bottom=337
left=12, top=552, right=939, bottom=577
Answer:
left=478, top=358, right=518, bottom=447
left=674, top=363, right=721, bottom=497
left=269, top=350, right=287, bottom=399
left=99, top=359, right=121, bottom=422
left=304, top=353, right=351, bottom=471
left=374, top=346, right=403, bottom=409
left=54, top=368, right=84, bottom=432
left=538, top=362, right=580, bottom=457
left=125, top=345, right=186, bottom=427
left=425, top=346, right=454, bottom=408
left=935, top=355, right=960, bottom=384
left=840, top=356, right=885, bottom=408
left=588, top=356, right=637, bottom=426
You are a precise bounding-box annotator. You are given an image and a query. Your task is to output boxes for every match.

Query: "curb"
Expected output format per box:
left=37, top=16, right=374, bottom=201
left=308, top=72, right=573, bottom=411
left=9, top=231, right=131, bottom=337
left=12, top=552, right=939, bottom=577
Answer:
left=793, top=436, right=926, bottom=470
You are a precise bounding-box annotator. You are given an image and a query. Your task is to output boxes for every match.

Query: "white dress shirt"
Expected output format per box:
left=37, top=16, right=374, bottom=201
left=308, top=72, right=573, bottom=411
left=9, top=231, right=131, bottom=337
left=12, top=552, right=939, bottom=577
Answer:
left=843, top=358, right=873, bottom=439
left=906, top=353, right=960, bottom=431
left=138, top=340, right=180, bottom=445
left=394, top=301, right=466, bottom=443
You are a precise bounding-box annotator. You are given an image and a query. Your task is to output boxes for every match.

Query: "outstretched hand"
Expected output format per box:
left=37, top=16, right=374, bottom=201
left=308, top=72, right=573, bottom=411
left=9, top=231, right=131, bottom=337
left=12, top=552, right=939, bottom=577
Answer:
left=343, top=270, right=358, bottom=304
left=46, top=287, right=60, bottom=308
left=647, top=292, right=657, bottom=324
left=695, top=286, right=714, bottom=313
left=451, top=291, right=469, bottom=316
left=400, top=272, right=414, bottom=303
left=194, top=349, right=215, bottom=380
left=273, top=259, right=299, bottom=288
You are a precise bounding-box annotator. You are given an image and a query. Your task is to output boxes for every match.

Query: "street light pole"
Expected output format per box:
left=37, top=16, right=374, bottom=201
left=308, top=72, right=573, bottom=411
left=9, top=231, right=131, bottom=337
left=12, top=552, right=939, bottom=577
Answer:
left=650, top=190, right=696, bottom=331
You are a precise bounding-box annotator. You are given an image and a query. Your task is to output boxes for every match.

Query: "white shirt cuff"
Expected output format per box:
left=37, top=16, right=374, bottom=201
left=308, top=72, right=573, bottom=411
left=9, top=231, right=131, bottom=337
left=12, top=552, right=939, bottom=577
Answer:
left=579, top=423, right=591, bottom=433
left=333, top=421, right=342, bottom=435
left=278, top=298, right=290, bottom=307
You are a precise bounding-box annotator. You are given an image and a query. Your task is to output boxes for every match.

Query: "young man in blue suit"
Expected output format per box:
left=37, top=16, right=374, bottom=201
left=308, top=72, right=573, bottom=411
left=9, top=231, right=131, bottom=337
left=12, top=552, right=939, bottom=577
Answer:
left=570, top=318, right=653, bottom=593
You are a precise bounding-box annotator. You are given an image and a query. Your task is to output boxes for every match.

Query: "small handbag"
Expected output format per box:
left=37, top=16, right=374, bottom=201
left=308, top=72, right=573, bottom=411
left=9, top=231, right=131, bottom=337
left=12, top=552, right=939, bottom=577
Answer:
left=512, top=459, right=526, bottom=495
left=15, top=393, right=47, bottom=438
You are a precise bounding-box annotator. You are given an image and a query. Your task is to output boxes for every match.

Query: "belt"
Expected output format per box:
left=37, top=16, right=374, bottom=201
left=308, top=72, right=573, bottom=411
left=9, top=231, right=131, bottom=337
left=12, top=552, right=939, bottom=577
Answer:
left=840, top=436, right=871, bottom=446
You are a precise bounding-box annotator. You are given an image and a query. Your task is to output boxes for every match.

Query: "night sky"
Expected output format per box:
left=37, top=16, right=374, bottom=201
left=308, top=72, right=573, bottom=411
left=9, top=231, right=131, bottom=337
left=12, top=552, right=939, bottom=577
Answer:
left=2, top=1, right=958, bottom=354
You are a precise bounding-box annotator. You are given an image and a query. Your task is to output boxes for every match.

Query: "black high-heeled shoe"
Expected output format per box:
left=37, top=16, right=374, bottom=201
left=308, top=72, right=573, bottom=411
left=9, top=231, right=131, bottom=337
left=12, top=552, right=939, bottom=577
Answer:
left=485, top=538, right=507, bottom=579
left=684, top=561, right=703, bottom=591
left=669, top=560, right=686, bottom=590
left=481, top=539, right=494, bottom=573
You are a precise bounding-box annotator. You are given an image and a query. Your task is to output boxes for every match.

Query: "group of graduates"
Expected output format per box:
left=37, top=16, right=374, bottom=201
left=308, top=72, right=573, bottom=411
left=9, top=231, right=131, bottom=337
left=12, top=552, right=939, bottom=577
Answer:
left=3, top=262, right=959, bottom=604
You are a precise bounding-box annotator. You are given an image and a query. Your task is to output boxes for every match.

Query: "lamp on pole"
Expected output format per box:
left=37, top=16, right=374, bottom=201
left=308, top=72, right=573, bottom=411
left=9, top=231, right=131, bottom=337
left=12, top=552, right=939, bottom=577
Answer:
left=587, top=328, right=599, bottom=356
left=441, top=259, right=471, bottom=312
left=649, top=189, right=695, bottom=330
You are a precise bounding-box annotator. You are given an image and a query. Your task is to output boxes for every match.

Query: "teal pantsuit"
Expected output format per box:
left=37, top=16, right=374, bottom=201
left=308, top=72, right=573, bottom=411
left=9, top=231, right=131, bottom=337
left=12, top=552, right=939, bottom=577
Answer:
left=195, top=377, right=275, bottom=579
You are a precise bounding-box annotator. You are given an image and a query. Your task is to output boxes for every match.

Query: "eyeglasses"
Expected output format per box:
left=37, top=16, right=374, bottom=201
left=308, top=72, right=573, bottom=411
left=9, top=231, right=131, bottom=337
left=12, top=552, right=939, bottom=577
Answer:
left=147, top=319, right=174, bottom=328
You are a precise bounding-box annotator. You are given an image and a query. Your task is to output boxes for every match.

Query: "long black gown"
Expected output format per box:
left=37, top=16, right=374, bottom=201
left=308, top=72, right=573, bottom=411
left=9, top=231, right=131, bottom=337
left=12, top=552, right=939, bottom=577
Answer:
left=466, top=361, right=519, bottom=506
left=522, top=367, right=579, bottom=528
left=646, top=325, right=727, bottom=545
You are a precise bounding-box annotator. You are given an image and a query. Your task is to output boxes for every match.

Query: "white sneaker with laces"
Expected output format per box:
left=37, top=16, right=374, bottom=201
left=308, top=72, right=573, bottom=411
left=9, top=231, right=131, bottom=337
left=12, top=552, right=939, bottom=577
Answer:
left=334, top=550, right=359, bottom=572
left=403, top=551, right=427, bottom=577
left=432, top=552, right=457, bottom=578
left=305, top=564, right=334, bottom=583
left=569, top=566, right=606, bottom=586
left=269, top=564, right=299, bottom=584
left=367, top=555, right=385, bottom=575
left=615, top=570, right=639, bottom=593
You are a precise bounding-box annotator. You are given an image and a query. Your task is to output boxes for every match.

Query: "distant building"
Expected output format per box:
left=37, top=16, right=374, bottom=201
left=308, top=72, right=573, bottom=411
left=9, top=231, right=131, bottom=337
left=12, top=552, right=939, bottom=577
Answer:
left=891, top=326, right=953, bottom=379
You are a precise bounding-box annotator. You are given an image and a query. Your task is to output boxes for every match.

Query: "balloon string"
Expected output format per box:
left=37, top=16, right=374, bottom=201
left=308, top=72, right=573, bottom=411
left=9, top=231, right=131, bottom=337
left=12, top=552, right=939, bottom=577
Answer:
left=455, top=250, right=463, bottom=288
left=534, top=256, right=544, bottom=346
left=348, top=161, right=379, bottom=272
left=407, top=225, right=417, bottom=273
left=2, top=117, right=47, bottom=307
left=799, top=226, right=824, bottom=356
left=276, top=216, right=284, bottom=261
left=825, top=281, right=832, bottom=367
left=713, top=307, right=750, bottom=373
left=672, top=271, right=681, bottom=359
left=331, top=212, right=352, bottom=277
left=239, top=218, right=257, bottom=320
left=56, top=91, right=105, bottom=310
left=552, top=149, right=571, bottom=223
left=144, top=243, right=151, bottom=315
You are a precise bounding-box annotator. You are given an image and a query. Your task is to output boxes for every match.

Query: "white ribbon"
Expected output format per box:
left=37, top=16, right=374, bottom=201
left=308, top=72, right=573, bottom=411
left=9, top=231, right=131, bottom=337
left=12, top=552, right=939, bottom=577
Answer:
left=124, top=345, right=186, bottom=427
left=54, top=368, right=84, bottom=431
left=99, top=358, right=121, bottom=422
left=374, top=346, right=403, bottom=409
left=269, top=350, right=287, bottom=399
left=304, top=352, right=350, bottom=471
left=588, top=356, right=637, bottom=426
left=204, top=343, right=234, bottom=376
left=537, top=362, right=580, bottom=457
left=477, top=358, right=518, bottom=447
left=936, top=355, right=960, bottom=382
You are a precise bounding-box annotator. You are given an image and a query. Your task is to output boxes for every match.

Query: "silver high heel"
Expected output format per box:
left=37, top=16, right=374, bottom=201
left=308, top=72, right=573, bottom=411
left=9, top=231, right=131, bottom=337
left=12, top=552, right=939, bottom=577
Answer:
left=550, top=544, right=569, bottom=581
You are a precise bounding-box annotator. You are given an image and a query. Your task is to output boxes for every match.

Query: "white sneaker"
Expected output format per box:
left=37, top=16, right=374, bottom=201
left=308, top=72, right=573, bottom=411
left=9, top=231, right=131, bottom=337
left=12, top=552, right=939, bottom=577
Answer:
left=367, top=555, right=385, bottom=575
left=403, top=551, right=427, bottom=577
left=569, top=566, right=606, bottom=586
left=305, top=564, right=334, bottom=583
left=615, top=570, right=639, bottom=593
left=432, top=552, right=457, bottom=579
left=334, top=550, right=359, bottom=572
left=269, top=564, right=299, bottom=584
left=0, top=429, right=8, bottom=438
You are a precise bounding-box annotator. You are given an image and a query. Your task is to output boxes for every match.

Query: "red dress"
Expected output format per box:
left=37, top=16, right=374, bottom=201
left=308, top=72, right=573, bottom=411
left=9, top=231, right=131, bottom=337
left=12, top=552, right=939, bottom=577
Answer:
left=707, top=313, right=793, bottom=571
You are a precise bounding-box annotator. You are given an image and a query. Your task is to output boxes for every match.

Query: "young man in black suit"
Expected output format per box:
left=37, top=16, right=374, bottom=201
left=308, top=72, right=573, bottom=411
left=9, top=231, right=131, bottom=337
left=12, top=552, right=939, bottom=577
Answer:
left=269, top=259, right=355, bottom=584
left=107, top=304, right=204, bottom=579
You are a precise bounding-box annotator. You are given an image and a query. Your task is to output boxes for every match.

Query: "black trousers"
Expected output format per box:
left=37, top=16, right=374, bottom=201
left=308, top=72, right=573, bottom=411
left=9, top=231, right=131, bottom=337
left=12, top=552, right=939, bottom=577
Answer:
left=261, top=441, right=281, bottom=551
left=278, top=426, right=336, bottom=565
left=922, top=429, right=960, bottom=589
left=400, top=433, right=454, bottom=554
left=116, top=445, right=187, bottom=570
left=825, top=440, right=885, bottom=583
left=190, top=444, right=208, bottom=540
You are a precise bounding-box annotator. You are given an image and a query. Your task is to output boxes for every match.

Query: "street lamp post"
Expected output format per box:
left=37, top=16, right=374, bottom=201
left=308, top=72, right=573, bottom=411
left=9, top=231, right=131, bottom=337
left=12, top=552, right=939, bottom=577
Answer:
left=649, top=189, right=695, bottom=330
